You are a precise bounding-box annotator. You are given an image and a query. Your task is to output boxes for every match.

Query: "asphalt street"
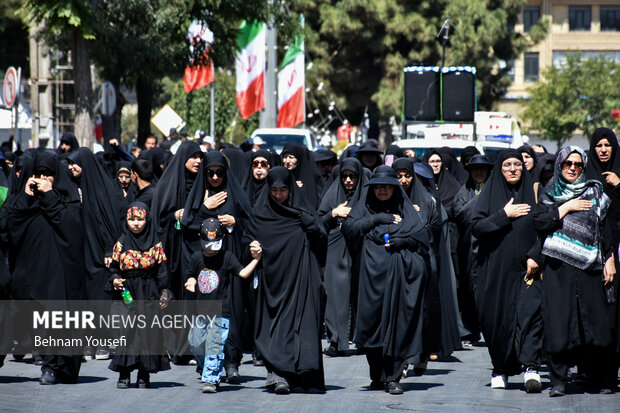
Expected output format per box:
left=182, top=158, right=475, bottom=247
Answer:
left=0, top=340, right=618, bottom=413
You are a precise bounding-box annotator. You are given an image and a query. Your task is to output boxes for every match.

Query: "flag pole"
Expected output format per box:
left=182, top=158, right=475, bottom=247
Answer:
left=210, top=81, right=215, bottom=139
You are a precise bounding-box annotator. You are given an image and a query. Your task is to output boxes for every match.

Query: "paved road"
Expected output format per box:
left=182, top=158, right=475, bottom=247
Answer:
left=0, top=341, right=618, bottom=413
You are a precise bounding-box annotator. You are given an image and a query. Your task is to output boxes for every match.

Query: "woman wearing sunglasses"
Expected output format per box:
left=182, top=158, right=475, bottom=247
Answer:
left=243, top=150, right=274, bottom=207
left=533, top=146, right=616, bottom=397
left=181, top=150, right=252, bottom=382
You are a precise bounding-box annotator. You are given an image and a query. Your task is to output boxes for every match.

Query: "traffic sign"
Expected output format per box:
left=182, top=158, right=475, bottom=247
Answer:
left=3, top=67, right=20, bottom=109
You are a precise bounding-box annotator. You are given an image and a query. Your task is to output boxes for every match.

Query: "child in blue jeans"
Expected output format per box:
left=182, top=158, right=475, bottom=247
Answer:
left=185, top=218, right=262, bottom=393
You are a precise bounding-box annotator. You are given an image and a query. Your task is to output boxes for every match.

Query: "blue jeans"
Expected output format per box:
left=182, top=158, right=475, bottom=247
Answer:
left=188, top=316, right=229, bottom=384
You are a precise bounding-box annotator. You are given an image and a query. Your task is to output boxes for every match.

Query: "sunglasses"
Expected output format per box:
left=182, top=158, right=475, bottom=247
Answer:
left=561, top=161, right=584, bottom=170
left=207, top=169, right=225, bottom=178
left=252, top=160, right=269, bottom=168
left=374, top=184, right=393, bottom=190
left=341, top=173, right=357, bottom=180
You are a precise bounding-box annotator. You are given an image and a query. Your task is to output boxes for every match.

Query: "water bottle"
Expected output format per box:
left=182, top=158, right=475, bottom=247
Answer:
left=384, top=233, right=391, bottom=255
left=121, top=287, right=135, bottom=309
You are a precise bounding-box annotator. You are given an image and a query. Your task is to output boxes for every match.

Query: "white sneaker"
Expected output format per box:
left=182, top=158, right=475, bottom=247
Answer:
left=524, top=368, right=542, bottom=393
left=491, top=375, right=507, bottom=389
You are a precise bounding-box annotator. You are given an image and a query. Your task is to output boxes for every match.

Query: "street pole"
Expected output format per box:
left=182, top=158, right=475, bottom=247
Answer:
left=260, top=16, right=277, bottom=128
left=210, top=81, right=215, bottom=139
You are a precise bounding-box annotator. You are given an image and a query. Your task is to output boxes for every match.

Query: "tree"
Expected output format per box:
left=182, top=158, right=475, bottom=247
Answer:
left=521, top=53, right=620, bottom=149
left=290, top=0, right=547, bottom=133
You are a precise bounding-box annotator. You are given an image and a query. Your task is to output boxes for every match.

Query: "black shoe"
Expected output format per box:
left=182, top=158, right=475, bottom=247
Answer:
left=39, top=370, right=58, bottom=385
left=274, top=381, right=290, bottom=394
left=117, top=371, right=130, bottom=389
left=549, top=384, right=566, bottom=397
left=386, top=381, right=404, bottom=395
left=323, top=345, right=344, bottom=357
left=599, top=387, right=614, bottom=394
left=370, top=380, right=384, bottom=390
left=413, top=361, right=427, bottom=376
left=226, top=365, right=240, bottom=384
left=137, top=370, right=150, bottom=388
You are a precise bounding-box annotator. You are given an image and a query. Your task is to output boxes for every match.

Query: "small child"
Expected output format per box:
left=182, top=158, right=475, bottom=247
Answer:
left=185, top=218, right=262, bottom=393
left=109, top=202, right=171, bottom=388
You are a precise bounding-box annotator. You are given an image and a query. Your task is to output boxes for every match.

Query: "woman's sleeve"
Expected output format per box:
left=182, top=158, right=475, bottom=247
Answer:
left=532, top=203, right=562, bottom=233
left=471, top=208, right=511, bottom=237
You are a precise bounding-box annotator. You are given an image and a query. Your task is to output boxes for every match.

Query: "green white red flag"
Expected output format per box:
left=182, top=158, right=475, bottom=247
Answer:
left=235, top=20, right=265, bottom=119
left=277, top=33, right=304, bottom=128
left=184, top=21, right=214, bottom=93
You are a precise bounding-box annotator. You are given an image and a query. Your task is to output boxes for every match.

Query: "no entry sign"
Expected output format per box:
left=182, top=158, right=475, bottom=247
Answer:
left=3, top=67, right=20, bottom=109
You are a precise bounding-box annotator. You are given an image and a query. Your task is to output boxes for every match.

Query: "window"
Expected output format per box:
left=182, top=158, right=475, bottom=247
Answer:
left=569, top=6, right=591, bottom=31
left=523, top=6, right=540, bottom=32
left=601, top=6, right=620, bottom=31
left=524, top=52, right=539, bottom=81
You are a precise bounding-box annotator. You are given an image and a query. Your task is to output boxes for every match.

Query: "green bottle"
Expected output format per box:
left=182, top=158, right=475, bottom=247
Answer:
left=121, top=287, right=134, bottom=309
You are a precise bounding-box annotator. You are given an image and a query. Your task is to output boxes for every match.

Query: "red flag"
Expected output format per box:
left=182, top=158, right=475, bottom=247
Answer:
left=184, top=21, right=214, bottom=93
left=94, top=116, right=103, bottom=141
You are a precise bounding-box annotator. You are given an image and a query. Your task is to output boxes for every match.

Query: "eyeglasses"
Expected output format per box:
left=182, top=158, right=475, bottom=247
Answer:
left=561, top=161, right=584, bottom=170
left=207, top=169, right=225, bottom=178
left=252, top=160, right=269, bottom=169
left=341, top=173, right=357, bottom=180
left=501, top=161, right=523, bottom=170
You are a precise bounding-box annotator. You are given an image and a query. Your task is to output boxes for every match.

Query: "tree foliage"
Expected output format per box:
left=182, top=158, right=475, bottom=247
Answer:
left=290, top=0, right=547, bottom=127
left=521, top=53, right=620, bottom=149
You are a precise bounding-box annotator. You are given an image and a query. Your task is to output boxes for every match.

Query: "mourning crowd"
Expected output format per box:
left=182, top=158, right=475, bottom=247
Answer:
left=0, top=127, right=619, bottom=398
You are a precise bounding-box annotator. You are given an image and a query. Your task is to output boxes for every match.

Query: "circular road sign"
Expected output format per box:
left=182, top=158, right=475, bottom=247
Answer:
left=3, top=67, right=20, bottom=109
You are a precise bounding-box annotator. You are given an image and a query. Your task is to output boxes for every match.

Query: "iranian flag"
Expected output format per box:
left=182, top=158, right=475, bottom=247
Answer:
left=235, top=20, right=265, bottom=119
left=277, top=34, right=304, bottom=128
left=184, top=21, right=214, bottom=93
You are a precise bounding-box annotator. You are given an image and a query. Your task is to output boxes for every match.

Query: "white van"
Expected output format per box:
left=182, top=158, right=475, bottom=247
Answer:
left=250, top=128, right=317, bottom=154
left=396, top=112, right=526, bottom=158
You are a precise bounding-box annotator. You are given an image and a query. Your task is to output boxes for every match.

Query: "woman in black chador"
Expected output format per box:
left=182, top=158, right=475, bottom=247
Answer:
left=534, top=146, right=616, bottom=396
left=281, top=142, right=324, bottom=209
left=471, top=149, right=543, bottom=393
left=342, top=165, right=429, bottom=395
left=243, top=166, right=326, bottom=394
left=109, top=202, right=171, bottom=388
left=151, top=141, right=203, bottom=363
left=181, top=150, right=252, bottom=381
left=7, top=149, right=86, bottom=384
left=318, top=158, right=368, bottom=356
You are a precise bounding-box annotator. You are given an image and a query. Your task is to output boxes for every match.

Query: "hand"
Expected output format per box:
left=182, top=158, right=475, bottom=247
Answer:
left=525, top=258, right=539, bottom=277
left=602, top=171, right=620, bottom=187
left=393, top=214, right=402, bottom=224
left=218, top=214, right=235, bottom=227
left=564, top=198, right=592, bottom=213
left=372, top=213, right=396, bottom=226
left=503, top=198, right=531, bottom=218
left=34, top=177, right=53, bottom=193
left=332, top=202, right=352, bottom=218
left=108, top=138, right=119, bottom=147
left=296, top=180, right=303, bottom=188
left=104, top=256, right=112, bottom=268
left=24, top=177, right=36, bottom=196
left=204, top=191, right=227, bottom=209
left=387, top=237, right=410, bottom=251
left=174, top=208, right=184, bottom=221
left=413, top=204, right=420, bottom=212
left=113, top=278, right=126, bottom=290
left=250, top=240, right=262, bottom=260
left=184, top=278, right=197, bottom=293
left=604, top=256, right=615, bottom=285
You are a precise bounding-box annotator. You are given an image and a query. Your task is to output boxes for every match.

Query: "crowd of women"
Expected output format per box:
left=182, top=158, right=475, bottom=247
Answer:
left=0, top=128, right=619, bottom=397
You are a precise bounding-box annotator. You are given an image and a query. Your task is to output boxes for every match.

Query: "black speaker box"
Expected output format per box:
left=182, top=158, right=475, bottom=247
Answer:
left=404, top=70, right=440, bottom=121
left=442, top=70, right=475, bottom=121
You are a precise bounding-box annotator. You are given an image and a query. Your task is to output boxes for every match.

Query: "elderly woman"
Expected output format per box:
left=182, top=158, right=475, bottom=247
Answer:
left=471, top=149, right=543, bottom=393
left=534, top=146, right=616, bottom=397
left=342, top=165, right=429, bottom=394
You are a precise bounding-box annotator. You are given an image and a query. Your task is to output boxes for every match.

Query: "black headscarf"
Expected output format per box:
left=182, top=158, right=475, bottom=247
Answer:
left=118, top=202, right=160, bottom=253
left=422, top=150, right=462, bottom=208
left=518, top=145, right=538, bottom=177
left=140, top=147, right=167, bottom=179
left=585, top=127, right=620, bottom=195
left=392, top=157, right=436, bottom=225
left=57, top=132, right=79, bottom=154
left=438, top=146, right=469, bottom=184
left=319, top=158, right=368, bottom=214
left=281, top=142, right=323, bottom=209
left=385, top=144, right=405, bottom=159
left=355, top=141, right=383, bottom=171
left=242, top=149, right=275, bottom=206
left=222, top=146, right=252, bottom=185
left=459, top=146, right=480, bottom=168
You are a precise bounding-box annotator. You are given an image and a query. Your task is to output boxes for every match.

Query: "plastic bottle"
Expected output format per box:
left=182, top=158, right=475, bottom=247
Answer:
left=384, top=233, right=391, bottom=255
left=121, top=287, right=134, bottom=309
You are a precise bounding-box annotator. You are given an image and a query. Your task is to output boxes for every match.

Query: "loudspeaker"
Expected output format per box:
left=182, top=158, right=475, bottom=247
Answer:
left=442, top=70, right=475, bottom=121
left=404, top=70, right=440, bottom=121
